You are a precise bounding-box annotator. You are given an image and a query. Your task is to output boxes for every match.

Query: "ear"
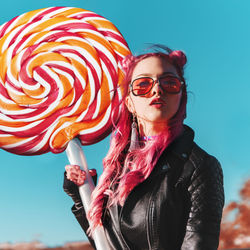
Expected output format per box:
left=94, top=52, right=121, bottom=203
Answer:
left=125, top=95, right=135, bottom=113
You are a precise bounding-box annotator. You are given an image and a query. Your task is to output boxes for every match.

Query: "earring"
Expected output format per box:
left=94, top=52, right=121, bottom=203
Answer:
left=128, top=113, right=139, bottom=152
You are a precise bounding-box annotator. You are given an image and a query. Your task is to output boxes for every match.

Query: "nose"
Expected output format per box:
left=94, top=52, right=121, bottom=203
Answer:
left=152, top=80, right=163, bottom=95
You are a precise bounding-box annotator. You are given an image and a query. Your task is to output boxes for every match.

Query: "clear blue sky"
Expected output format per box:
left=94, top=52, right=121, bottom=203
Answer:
left=0, top=0, right=249, bottom=246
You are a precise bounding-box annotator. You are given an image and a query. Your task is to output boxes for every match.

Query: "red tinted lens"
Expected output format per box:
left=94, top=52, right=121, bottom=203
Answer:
left=132, top=77, right=154, bottom=95
left=160, top=76, right=182, bottom=93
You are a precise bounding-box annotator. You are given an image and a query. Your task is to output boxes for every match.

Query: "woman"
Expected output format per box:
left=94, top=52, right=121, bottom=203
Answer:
left=63, top=46, right=224, bottom=250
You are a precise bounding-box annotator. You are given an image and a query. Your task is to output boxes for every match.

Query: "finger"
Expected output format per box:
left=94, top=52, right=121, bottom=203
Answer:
left=72, top=170, right=86, bottom=180
left=74, top=165, right=81, bottom=170
left=65, top=165, right=80, bottom=172
left=72, top=169, right=85, bottom=179
left=70, top=172, right=83, bottom=180
left=77, top=175, right=86, bottom=186
left=66, top=170, right=75, bottom=180
left=65, top=165, right=76, bottom=174
left=66, top=172, right=77, bottom=183
left=69, top=174, right=85, bottom=185
left=65, top=165, right=71, bottom=172
left=66, top=167, right=84, bottom=177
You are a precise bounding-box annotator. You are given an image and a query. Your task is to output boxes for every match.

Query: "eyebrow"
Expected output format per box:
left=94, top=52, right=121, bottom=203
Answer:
left=134, top=71, right=177, bottom=78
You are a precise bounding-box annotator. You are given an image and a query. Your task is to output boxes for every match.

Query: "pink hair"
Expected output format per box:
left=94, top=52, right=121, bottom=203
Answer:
left=87, top=47, right=188, bottom=232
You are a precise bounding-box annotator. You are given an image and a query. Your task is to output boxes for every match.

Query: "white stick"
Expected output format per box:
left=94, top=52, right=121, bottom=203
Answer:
left=66, top=138, right=110, bottom=250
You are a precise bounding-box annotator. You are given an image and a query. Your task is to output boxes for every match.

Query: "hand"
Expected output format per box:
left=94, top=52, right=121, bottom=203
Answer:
left=63, top=165, right=97, bottom=209
left=65, top=165, right=97, bottom=186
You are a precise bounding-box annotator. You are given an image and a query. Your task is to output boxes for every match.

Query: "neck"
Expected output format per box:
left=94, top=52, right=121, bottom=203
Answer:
left=138, top=120, right=169, bottom=137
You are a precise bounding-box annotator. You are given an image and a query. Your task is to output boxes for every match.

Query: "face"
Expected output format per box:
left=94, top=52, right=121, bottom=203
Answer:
left=126, top=56, right=182, bottom=135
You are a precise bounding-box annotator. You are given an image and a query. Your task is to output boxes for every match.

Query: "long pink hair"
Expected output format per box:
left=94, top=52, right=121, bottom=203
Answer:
left=87, top=46, right=188, bottom=231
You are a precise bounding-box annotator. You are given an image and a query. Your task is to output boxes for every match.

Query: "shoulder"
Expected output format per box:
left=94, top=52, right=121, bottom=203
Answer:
left=190, top=143, right=223, bottom=178
left=185, top=143, right=224, bottom=202
left=176, top=142, right=223, bottom=187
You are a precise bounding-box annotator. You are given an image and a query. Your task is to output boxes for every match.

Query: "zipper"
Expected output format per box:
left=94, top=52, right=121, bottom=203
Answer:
left=107, top=206, right=131, bottom=250
left=118, top=163, right=170, bottom=249
left=119, top=173, right=156, bottom=250
left=147, top=164, right=171, bottom=250
left=147, top=200, right=154, bottom=250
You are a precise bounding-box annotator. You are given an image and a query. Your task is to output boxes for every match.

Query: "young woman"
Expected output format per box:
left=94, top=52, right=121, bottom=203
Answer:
left=63, top=46, right=224, bottom=250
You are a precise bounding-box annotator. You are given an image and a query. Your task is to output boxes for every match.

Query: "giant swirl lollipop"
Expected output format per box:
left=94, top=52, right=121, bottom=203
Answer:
left=0, top=7, right=131, bottom=249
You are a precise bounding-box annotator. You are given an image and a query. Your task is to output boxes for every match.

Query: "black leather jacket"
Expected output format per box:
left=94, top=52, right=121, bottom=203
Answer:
left=71, top=126, right=224, bottom=250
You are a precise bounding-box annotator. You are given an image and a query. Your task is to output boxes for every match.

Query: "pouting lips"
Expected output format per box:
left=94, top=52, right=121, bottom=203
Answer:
left=150, top=98, right=166, bottom=105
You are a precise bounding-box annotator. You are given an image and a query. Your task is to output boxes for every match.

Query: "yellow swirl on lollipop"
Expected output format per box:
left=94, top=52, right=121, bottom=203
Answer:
left=0, top=7, right=131, bottom=155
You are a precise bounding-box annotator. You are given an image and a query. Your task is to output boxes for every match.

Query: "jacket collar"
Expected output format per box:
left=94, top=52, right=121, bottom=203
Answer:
left=166, top=125, right=195, bottom=161
left=155, top=125, right=195, bottom=173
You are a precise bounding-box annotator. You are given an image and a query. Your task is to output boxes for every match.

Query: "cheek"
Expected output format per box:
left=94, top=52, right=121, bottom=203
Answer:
left=167, top=94, right=182, bottom=112
left=128, top=95, right=147, bottom=114
left=133, top=99, right=145, bottom=114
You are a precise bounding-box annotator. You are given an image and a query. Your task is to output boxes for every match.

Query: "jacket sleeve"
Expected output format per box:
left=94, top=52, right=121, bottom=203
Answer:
left=71, top=204, right=96, bottom=249
left=69, top=173, right=98, bottom=249
left=181, top=155, right=224, bottom=250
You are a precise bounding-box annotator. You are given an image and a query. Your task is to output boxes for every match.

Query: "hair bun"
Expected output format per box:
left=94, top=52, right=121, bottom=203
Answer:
left=169, top=50, right=187, bottom=68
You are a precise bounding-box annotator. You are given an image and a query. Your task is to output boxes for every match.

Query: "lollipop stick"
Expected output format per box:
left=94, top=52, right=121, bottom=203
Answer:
left=66, top=138, right=110, bottom=250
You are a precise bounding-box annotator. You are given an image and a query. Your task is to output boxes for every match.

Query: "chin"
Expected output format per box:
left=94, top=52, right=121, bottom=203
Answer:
left=149, top=117, right=170, bottom=123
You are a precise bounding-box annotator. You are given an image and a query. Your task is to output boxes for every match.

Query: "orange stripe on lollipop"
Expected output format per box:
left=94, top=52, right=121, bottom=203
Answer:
left=51, top=109, right=107, bottom=150
left=64, top=39, right=101, bottom=61
left=51, top=7, right=88, bottom=18
left=27, top=52, right=69, bottom=74
left=11, top=9, right=45, bottom=28
left=87, top=19, right=120, bottom=32
left=97, top=73, right=111, bottom=116
left=78, top=32, right=116, bottom=57
left=23, top=17, right=75, bottom=36
left=0, top=118, right=29, bottom=127
left=0, top=134, right=30, bottom=146
left=0, top=98, right=28, bottom=111
left=0, top=49, right=9, bottom=82
left=7, top=90, right=42, bottom=106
